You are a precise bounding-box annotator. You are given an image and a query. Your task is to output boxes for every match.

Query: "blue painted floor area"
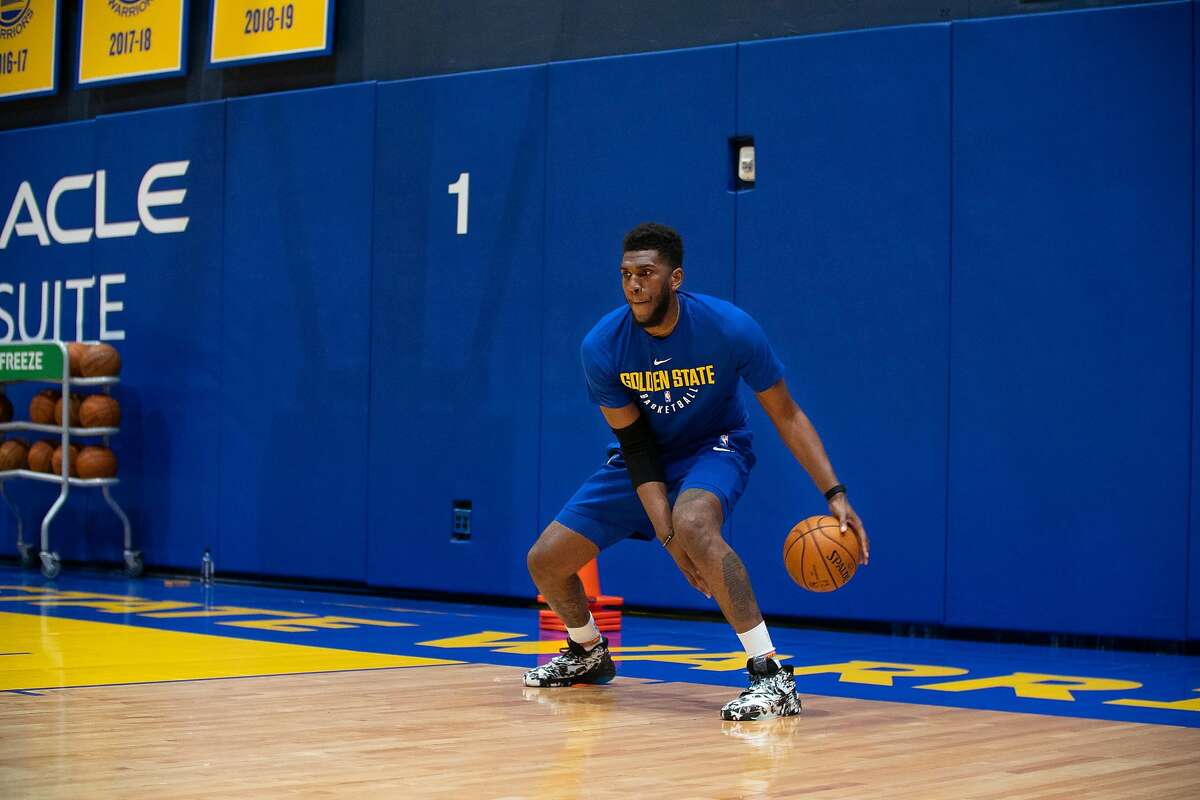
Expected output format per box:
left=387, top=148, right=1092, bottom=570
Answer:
left=1, top=565, right=1198, bottom=727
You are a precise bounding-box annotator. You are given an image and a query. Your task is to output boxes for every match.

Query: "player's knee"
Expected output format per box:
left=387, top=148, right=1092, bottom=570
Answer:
left=526, top=541, right=551, bottom=580
left=527, top=534, right=567, bottom=581
left=673, top=504, right=723, bottom=552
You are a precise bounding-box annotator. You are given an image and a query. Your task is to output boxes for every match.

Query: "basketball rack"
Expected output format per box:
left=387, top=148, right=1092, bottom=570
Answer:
left=0, top=341, right=137, bottom=579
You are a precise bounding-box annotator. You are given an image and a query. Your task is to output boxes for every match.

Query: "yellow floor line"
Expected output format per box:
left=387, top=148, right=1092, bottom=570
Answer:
left=0, top=611, right=460, bottom=691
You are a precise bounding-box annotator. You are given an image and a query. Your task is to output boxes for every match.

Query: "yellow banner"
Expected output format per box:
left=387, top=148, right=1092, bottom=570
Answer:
left=77, top=0, right=187, bottom=86
left=208, top=0, right=333, bottom=67
left=0, top=0, right=59, bottom=100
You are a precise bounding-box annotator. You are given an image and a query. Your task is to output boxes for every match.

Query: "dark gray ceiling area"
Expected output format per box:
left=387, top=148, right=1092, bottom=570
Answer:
left=0, top=0, right=1164, bottom=131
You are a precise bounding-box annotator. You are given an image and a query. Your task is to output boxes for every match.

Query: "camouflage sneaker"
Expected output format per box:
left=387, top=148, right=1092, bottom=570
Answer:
left=522, top=637, right=616, bottom=688
left=720, top=656, right=802, bottom=721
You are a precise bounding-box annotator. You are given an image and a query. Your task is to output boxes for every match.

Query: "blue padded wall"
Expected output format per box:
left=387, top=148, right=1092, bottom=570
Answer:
left=220, top=84, right=376, bottom=581
left=367, top=67, right=546, bottom=596
left=734, top=25, right=952, bottom=624
left=1, top=7, right=1196, bottom=642
left=0, top=122, right=96, bottom=561
left=89, top=103, right=226, bottom=570
left=541, top=46, right=737, bottom=610
left=949, top=2, right=1193, bottom=638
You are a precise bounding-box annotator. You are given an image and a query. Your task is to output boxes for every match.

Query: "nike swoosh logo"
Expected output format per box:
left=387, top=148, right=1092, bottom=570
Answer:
left=653, top=358, right=672, bottom=366
left=712, top=447, right=734, bottom=453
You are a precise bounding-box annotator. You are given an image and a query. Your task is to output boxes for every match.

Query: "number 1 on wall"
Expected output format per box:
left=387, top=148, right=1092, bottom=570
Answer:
left=448, top=172, right=469, bottom=235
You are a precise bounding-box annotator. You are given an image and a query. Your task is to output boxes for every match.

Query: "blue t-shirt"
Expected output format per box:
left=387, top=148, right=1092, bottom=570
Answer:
left=581, top=291, right=785, bottom=453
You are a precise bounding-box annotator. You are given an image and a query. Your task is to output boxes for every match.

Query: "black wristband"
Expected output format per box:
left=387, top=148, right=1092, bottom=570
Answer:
left=823, top=484, right=847, bottom=501
left=612, top=414, right=665, bottom=488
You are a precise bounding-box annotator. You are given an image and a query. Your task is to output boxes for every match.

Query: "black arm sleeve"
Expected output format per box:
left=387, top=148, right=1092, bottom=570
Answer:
left=612, top=414, right=665, bottom=488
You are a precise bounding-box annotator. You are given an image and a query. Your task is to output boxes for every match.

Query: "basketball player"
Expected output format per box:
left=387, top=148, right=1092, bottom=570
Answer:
left=524, top=223, right=869, bottom=720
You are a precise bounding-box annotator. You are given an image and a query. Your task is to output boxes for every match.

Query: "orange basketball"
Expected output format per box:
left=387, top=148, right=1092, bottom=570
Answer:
left=51, top=444, right=80, bottom=477
left=80, top=395, right=121, bottom=428
left=81, top=343, right=121, bottom=377
left=27, top=440, right=54, bottom=473
left=0, top=393, right=11, bottom=422
left=67, top=342, right=88, bottom=377
left=29, top=389, right=60, bottom=424
left=0, top=439, right=28, bottom=471
left=783, top=515, right=860, bottom=592
left=76, top=446, right=117, bottom=479
left=54, top=393, right=82, bottom=427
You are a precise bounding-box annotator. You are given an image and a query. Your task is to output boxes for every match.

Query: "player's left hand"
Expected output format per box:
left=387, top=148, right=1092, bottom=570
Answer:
left=665, top=537, right=712, bottom=598
left=828, top=494, right=869, bottom=565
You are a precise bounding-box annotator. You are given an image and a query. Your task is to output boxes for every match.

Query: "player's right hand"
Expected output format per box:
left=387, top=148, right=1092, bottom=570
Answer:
left=828, top=494, right=869, bottom=565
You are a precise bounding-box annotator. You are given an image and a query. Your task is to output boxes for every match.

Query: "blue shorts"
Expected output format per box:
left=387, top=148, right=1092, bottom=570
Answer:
left=555, top=428, right=756, bottom=551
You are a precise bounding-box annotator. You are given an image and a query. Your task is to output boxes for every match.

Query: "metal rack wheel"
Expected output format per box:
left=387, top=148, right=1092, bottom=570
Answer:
left=17, top=542, right=36, bottom=569
left=39, top=550, right=61, bottom=579
left=123, top=549, right=143, bottom=578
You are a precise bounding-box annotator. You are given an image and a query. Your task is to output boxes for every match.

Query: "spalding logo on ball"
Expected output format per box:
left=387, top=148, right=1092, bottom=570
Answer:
left=783, top=515, right=861, bottom=592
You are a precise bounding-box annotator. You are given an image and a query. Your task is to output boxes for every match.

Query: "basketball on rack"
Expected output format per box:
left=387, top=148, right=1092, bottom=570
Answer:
left=51, top=444, right=80, bottom=477
left=0, top=393, right=11, bottom=423
left=783, top=514, right=861, bottom=592
left=80, top=395, right=121, bottom=429
left=67, top=342, right=88, bottom=377
left=0, top=439, right=29, bottom=471
left=77, top=446, right=117, bottom=479
left=29, top=389, right=60, bottom=425
left=81, top=344, right=121, bottom=377
left=54, top=394, right=82, bottom=428
left=27, top=441, right=54, bottom=473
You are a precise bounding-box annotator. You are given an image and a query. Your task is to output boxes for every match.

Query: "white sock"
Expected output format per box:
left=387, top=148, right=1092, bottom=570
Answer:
left=567, top=613, right=601, bottom=650
left=737, top=621, right=778, bottom=661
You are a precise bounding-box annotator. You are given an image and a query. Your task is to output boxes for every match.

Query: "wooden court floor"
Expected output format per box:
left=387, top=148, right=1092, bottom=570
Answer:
left=4, top=664, right=1200, bottom=799
left=2, top=568, right=1199, bottom=798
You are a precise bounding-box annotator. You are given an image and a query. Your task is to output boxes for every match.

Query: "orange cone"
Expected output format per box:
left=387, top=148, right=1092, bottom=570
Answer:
left=538, top=558, right=623, bottom=632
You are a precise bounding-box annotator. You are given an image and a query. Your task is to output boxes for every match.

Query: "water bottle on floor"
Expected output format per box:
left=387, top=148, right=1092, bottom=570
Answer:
left=201, top=549, right=214, bottom=586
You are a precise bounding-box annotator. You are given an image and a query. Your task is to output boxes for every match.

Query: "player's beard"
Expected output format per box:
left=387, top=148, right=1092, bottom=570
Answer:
left=633, top=292, right=673, bottom=330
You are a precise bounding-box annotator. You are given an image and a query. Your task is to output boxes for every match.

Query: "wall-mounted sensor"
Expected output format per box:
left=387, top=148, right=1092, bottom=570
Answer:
left=730, top=136, right=755, bottom=189
left=738, top=145, right=756, bottom=183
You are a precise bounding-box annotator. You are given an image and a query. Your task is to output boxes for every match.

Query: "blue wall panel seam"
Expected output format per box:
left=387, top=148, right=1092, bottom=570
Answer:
left=1188, top=0, right=1197, bottom=638
left=732, top=42, right=741, bottom=311
left=536, top=66, right=550, bottom=546
left=363, top=82, right=379, bottom=584
left=943, top=22, right=956, bottom=628
left=216, top=100, right=231, bottom=567
left=731, top=43, right=740, bottom=547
